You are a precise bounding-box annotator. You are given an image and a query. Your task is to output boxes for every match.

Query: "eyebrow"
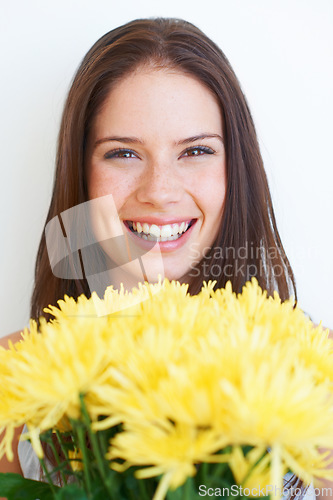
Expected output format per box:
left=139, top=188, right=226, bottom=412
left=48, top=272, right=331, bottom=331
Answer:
left=94, top=133, right=223, bottom=148
left=94, top=136, right=144, bottom=147
left=175, top=134, right=223, bottom=146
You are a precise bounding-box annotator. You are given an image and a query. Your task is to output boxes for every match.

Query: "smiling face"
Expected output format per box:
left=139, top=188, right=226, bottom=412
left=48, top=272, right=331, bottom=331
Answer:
left=86, top=67, right=227, bottom=285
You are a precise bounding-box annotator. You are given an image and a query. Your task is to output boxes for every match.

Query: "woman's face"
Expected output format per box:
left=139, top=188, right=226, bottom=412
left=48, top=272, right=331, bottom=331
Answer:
left=86, top=68, right=226, bottom=285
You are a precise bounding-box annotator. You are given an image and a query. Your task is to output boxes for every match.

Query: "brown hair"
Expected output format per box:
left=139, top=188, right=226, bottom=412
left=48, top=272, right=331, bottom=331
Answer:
left=31, top=17, right=296, bottom=321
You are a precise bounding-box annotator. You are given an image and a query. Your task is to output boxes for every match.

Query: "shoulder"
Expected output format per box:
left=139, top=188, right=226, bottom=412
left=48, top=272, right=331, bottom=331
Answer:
left=0, top=330, right=25, bottom=349
left=0, top=331, right=25, bottom=477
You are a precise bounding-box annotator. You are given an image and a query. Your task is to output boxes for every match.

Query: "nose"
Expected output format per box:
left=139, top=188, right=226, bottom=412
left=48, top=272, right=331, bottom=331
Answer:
left=136, top=160, right=183, bottom=207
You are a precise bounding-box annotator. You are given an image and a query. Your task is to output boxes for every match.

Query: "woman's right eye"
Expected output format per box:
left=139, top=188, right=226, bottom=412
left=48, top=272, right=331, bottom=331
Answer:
left=104, top=149, right=138, bottom=160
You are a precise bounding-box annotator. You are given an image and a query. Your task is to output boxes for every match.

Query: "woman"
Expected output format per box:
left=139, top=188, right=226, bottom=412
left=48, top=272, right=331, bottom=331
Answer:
left=32, top=17, right=296, bottom=316
left=0, top=17, right=330, bottom=498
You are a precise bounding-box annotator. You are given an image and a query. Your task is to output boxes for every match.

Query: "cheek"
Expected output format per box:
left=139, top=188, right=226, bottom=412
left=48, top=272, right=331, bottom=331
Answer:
left=195, top=168, right=227, bottom=223
left=87, top=165, right=134, bottom=208
left=209, top=184, right=226, bottom=220
left=87, top=164, right=103, bottom=200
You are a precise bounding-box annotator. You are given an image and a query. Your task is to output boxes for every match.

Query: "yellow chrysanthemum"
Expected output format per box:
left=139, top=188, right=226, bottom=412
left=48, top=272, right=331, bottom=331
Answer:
left=68, top=448, right=83, bottom=472
left=1, top=277, right=333, bottom=500
left=0, top=316, right=110, bottom=457
left=107, top=421, right=230, bottom=499
left=229, top=446, right=275, bottom=497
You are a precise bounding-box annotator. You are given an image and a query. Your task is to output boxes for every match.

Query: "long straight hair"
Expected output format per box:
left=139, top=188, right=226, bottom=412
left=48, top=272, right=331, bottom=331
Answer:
left=31, top=17, right=296, bottom=321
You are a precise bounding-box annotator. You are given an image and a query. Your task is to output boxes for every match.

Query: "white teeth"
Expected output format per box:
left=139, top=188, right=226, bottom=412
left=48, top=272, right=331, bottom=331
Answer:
left=160, top=225, right=172, bottom=238
left=149, top=224, right=160, bottom=238
left=142, top=223, right=150, bottom=234
left=172, top=223, right=179, bottom=235
left=128, top=220, right=192, bottom=241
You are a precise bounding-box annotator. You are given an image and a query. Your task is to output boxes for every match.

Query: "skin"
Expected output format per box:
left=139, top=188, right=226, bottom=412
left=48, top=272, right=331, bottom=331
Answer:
left=86, top=67, right=227, bottom=287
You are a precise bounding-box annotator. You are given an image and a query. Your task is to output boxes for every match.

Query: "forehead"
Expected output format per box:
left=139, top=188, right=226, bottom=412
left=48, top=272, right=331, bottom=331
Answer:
left=91, top=68, right=223, bottom=140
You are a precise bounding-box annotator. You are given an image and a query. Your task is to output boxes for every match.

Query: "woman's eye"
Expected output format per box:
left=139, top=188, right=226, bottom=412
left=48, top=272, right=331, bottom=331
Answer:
left=180, top=146, right=215, bottom=158
left=104, top=149, right=137, bottom=160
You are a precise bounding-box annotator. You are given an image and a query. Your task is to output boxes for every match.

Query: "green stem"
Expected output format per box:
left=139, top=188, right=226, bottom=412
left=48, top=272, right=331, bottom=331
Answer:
left=200, top=462, right=209, bottom=485
left=76, top=423, right=92, bottom=495
left=55, top=429, right=70, bottom=463
left=138, top=478, right=151, bottom=500
left=213, top=461, right=228, bottom=477
left=39, top=458, right=57, bottom=496
left=97, top=428, right=109, bottom=456
left=128, top=487, right=138, bottom=500
left=80, top=395, right=114, bottom=497
left=183, top=477, right=193, bottom=500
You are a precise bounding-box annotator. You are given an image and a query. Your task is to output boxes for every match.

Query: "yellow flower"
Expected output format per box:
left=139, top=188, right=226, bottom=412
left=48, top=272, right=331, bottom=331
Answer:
left=107, top=421, right=230, bottom=498
left=229, top=446, right=276, bottom=497
left=68, top=448, right=83, bottom=471
left=1, top=276, right=333, bottom=500
left=0, top=316, right=110, bottom=457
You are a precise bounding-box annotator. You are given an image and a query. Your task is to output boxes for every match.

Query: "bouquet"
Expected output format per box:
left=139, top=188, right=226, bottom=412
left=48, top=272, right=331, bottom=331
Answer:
left=1, top=278, right=333, bottom=499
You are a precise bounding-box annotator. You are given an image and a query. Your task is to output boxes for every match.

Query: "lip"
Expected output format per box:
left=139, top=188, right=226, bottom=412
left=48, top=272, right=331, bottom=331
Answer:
left=122, top=218, right=198, bottom=252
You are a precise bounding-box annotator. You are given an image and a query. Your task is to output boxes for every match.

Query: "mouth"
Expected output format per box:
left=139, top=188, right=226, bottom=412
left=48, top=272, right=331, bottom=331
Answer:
left=124, top=219, right=196, bottom=242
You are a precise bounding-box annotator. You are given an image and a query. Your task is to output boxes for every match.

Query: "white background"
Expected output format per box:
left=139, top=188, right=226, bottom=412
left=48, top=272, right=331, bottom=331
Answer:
left=0, top=0, right=332, bottom=337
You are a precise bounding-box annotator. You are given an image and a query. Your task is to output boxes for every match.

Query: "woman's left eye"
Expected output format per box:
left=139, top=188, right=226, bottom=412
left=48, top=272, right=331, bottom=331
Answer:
left=180, top=146, right=215, bottom=158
